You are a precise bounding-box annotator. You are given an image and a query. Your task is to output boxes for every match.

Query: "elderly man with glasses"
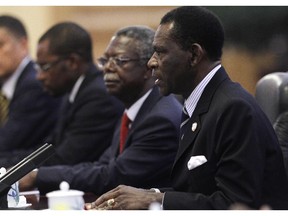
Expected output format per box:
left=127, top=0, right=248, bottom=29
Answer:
left=20, top=25, right=182, bottom=198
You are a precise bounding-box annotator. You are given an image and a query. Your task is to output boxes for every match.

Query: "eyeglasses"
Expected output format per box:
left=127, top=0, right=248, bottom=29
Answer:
left=34, top=58, right=66, bottom=72
left=97, top=56, right=149, bottom=68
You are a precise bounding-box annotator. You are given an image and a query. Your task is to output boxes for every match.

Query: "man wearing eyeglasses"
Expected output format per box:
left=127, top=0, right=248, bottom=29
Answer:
left=27, top=22, right=124, bottom=166
left=20, top=26, right=182, bottom=196
left=0, top=15, right=61, bottom=167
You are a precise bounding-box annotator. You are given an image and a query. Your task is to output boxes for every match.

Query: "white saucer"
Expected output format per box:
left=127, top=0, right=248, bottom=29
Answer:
left=9, top=203, right=32, bottom=209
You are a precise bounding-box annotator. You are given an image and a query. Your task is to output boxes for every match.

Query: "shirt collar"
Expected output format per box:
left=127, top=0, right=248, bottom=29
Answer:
left=125, top=88, right=153, bottom=122
left=184, top=64, right=221, bottom=117
left=69, top=74, right=85, bottom=103
left=2, top=56, right=31, bottom=100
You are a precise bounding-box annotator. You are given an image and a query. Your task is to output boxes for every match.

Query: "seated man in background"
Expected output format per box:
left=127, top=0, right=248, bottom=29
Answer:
left=0, top=15, right=61, bottom=167
left=33, top=22, right=124, bottom=166
left=20, top=25, right=182, bottom=195
left=87, top=6, right=288, bottom=210
left=1, top=21, right=124, bottom=167
left=273, top=111, right=288, bottom=177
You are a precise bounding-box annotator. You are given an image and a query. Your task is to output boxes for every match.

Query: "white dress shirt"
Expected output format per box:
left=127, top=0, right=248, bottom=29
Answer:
left=1, top=56, right=31, bottom=100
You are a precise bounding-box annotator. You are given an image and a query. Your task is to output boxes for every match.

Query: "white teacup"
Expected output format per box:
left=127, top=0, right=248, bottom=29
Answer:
left=46, top=181, right=84, bottom=210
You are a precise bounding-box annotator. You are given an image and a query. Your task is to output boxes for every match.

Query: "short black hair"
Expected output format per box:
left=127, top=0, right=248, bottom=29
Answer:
left=0, top=15, right=27, bottom=39
left=39, top=22, right=93, bottom=62
left=161, top=6, right=224, bottom=60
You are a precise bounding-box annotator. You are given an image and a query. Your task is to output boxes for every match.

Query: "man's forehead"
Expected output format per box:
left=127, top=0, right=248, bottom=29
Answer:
left=153, top=23, right=174, bottom=45
left=156, top=22, right=174, bottom=33
left=105, top=37, right=139, bottom=58
left=108, top=36, right=134, bottom=49
left=38, top=40, right=51, bottom=52
left=161, top=21, right=175, bottom=32
left=0, top=27, right=15, bottom=40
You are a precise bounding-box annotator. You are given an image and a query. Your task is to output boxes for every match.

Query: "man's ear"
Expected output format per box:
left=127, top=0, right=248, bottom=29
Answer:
left=189, top=43, right=204, bottom=66
left=67, top=53, right=81, bottom=70
left=19, top=37, right=28, bottom=49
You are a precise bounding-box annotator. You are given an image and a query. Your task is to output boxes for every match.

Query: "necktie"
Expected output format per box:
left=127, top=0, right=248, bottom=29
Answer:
left=55, top=96, right=72, bottom=142
left=0, top=91, right=9, bottom=126
left=119, top=112, right=131, bottom=154
left=180, top=107, right=189, bottom=139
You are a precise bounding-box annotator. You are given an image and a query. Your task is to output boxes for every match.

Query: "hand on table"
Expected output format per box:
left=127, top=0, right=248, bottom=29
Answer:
left=85, top=185, right=164, bottom=210
left=19, top=170, right=38, bottom=191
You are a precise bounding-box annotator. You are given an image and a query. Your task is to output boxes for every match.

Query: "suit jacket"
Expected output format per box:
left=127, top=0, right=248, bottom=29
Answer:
left=0, top=61, right=61, bottom=152
left=42, top=64, right=124, bottom=166
left=163, top=67, right=288, bottom=210
left=36, top=86, right=182, bottom=195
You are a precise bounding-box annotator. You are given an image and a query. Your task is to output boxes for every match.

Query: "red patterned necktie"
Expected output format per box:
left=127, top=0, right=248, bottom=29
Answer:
left=119, top=112, right=131, bottom=154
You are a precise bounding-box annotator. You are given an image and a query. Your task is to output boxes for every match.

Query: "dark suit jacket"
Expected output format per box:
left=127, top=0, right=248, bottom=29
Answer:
left=0, top=61, right=61, bottom=152
left=163, top=67, right=288, bottom=210
left=42, top=64, right=124, bottom=166
left=36, top=86, right=182, bottom=195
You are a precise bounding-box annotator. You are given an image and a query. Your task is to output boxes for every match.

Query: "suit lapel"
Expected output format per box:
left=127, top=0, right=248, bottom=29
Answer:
left=11, top=61, right=35, bottom=104
left=117, top=86, right=161, bottom=152
left=73, top=64, right=102, bottom=102
left=174, top=115, right=202, bottom=162
left=65, top=64, right=101, bottom=123
left=172, top=67, right=229, bottom=169
left=56, top=65, right=101, bottom=143
left=131, top=86, right=160, bottom=131
left=112, top=120, right=121, bottom=156
left=55, top=95, right=72, bottom=143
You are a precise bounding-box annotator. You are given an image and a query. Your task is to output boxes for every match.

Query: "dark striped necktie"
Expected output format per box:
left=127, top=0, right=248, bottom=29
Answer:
left=0, top=91, right=9, bottom=126
left=180, top=107, right=189, bottom=139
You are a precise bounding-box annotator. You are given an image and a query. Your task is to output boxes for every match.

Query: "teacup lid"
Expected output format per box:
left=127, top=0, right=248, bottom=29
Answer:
left=46, top=181, right=84, bottom=197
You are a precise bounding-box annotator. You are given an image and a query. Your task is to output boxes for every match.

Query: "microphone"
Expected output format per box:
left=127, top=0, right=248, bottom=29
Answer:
left=0, top=143, right=55, bottom=209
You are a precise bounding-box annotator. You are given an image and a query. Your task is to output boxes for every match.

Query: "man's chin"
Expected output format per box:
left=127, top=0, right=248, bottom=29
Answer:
left=106, top=87, right=119, bottom=96
left=158, top=86, right=169, bottom=96
left=43, top=88, right=62, bottom=97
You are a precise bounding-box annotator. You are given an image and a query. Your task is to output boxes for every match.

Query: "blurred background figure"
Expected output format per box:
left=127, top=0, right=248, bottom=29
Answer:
left=0, top=15, right=61, bottom=167
left=273, top=111, right=288, bottom=178
left=33, top=22, right=124, bottom=166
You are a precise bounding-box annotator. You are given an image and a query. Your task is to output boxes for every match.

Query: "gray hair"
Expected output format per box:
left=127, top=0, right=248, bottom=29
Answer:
left=115, top=25, right=155, bottom=65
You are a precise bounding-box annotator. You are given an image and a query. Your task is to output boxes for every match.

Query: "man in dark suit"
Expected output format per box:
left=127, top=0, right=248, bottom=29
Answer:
left=0, top=15, right=60, bottom=165
left=33, top=22, right=124, bottom=166
left=88, top=7, right=288, bottom=210
left=19, top=26, right=181, bottom=196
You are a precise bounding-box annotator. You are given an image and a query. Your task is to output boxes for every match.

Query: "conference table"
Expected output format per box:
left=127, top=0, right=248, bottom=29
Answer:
left=18, top=190, right=97, bottom=210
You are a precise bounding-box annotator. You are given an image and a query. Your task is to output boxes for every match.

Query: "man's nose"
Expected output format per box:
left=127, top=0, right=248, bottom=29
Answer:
left=147, top=54, right=157, bottom=70
left=103, top=61, right=116, bottom=74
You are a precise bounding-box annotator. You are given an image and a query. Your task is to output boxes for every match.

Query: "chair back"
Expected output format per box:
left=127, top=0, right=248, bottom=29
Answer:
left=255, top=72, right=288, bottom=124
